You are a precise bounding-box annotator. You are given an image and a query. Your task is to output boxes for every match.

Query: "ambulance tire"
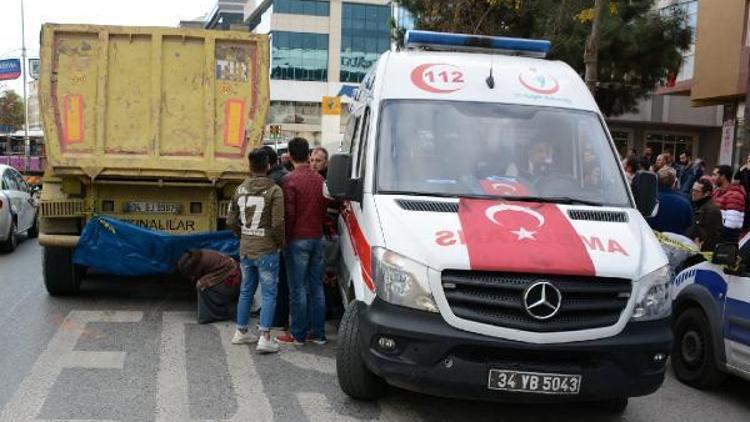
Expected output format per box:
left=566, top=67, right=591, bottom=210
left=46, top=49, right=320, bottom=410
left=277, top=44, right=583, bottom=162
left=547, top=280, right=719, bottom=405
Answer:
left=590, top=398, right=628, bottom=414
left=336, top=300, right=387, bottom=400
left=672, top=308, right=726, bottom=389
left=43, top=246, right=82, bottom=296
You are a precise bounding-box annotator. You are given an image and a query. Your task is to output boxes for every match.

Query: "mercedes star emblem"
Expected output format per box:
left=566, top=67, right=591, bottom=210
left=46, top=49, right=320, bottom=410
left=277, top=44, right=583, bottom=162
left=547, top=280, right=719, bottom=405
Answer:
left=523, top=281, right=562, bottom=320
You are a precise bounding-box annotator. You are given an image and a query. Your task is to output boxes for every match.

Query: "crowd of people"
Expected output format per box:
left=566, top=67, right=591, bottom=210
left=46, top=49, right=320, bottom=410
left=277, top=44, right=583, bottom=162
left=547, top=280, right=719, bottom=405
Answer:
left=624, top=147, right=750, bottom=252
left=177, top=138, right=336, bottom=353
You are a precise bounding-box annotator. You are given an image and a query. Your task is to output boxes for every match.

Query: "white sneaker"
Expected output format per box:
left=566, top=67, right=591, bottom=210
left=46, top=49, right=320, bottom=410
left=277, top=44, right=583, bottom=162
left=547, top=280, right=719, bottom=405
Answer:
left=256, top=336, right=280, bottom=353
left=232, top=329, right=258, bottom=345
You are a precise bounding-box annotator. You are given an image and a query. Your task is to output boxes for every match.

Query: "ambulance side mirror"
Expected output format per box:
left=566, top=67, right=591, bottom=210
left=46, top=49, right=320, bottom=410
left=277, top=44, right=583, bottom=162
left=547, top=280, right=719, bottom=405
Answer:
left=632, top=171, right=658, bottom=218
left=327, top=153, right=361, bottom=202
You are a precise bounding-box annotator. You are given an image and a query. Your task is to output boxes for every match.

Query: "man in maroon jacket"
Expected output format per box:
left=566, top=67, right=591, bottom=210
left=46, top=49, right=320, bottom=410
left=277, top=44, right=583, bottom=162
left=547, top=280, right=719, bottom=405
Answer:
left=712, top=165, right=746, bottom=242
left=276, top=137, right=329, bottom=345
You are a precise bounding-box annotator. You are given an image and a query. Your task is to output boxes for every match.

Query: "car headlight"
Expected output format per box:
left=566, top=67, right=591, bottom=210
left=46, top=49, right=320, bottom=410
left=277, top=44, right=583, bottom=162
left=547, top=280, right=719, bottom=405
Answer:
left=631, top=265, right=671, bottom=321
left=372, top=247, right=439, bottom=313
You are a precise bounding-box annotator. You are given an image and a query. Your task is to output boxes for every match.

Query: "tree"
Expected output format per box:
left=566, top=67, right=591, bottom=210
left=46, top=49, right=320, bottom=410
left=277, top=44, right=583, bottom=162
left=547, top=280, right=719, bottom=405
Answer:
left=394, top=0, right=692, bottom=117
left=0, top=90, right=25, bottom=131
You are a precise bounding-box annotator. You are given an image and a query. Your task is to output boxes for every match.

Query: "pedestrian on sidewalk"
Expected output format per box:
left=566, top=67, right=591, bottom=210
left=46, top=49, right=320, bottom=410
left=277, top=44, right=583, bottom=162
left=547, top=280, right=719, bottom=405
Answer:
left=647, top=167, right=693, bottom=234
left=227, top=148, right=285, bottom=353
left=688, top=178, right=722, bottom=252
left=276, top=137, right=329, bottom=346
left=712, top=165, right=746, bottom=243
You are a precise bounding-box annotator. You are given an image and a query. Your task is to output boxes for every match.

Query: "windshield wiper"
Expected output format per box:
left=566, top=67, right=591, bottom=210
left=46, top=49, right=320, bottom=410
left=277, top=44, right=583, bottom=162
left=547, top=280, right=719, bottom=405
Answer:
left=499, top=196, right=604, bottom=207
left=379, top=191, right=604, bottom=206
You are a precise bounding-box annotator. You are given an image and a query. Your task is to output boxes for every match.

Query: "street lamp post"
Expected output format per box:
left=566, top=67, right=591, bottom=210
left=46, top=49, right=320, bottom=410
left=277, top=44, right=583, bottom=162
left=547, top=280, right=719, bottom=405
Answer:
left=20, top=0, right=30, bottom=171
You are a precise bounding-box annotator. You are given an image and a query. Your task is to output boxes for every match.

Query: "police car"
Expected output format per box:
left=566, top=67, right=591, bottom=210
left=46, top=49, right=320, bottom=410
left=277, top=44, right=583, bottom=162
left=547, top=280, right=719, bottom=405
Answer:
left=671, top=240, right=750, bottom=388
left=326, top=30, right=671, bottom=412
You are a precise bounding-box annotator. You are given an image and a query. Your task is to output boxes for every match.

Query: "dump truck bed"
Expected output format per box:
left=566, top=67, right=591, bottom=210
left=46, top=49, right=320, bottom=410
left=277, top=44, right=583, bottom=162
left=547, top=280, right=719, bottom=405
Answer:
left=39, top=24, right=269, bottom=181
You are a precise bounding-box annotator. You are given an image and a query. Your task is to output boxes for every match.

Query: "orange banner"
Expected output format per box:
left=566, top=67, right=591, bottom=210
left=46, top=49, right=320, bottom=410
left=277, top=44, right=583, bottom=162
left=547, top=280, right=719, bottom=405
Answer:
left=224, top=99, right=246, bottom=147
left=63, top=95, right=84, bottom=144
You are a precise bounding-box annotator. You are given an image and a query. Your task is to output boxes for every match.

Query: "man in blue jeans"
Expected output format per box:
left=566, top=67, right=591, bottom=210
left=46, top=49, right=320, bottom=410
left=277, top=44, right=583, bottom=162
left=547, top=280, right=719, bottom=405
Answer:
left=276, top=137, right=329, bottom=346
left=227, top=148, right=285, bottom=353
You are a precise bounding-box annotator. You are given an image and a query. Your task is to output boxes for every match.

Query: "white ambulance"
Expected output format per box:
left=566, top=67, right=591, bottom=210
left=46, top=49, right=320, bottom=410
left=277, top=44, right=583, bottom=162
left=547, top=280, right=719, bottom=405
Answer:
left=326, top=31, right=671, bottom=412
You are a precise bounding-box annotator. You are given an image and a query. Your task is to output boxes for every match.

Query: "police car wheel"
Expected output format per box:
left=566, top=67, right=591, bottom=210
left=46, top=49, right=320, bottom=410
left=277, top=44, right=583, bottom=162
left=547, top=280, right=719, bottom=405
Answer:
left=43, top=246, right=82, bottom=296
left=1, top=221, right=17, bottom=253
left=336, top=300, right=387, bottom=400
left=672, top=308, right=726, bottom=389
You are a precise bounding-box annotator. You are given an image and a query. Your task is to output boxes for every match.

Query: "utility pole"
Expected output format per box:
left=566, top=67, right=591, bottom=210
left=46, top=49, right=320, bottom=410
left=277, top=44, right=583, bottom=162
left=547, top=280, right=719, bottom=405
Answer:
left=584, top=0, right=607, bottom=94
left=20, top=0, right=30, bottom=171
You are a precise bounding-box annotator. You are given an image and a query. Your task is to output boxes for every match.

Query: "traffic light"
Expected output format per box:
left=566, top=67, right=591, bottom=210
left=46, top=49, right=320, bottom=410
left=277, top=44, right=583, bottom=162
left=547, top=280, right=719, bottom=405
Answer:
left=269, top=124, right=281, bottom=139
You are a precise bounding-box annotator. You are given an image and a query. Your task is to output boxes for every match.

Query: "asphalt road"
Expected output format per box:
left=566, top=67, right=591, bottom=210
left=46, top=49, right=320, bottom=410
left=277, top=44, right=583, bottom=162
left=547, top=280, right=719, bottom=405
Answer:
left=1, top=237, right=749, bottom=422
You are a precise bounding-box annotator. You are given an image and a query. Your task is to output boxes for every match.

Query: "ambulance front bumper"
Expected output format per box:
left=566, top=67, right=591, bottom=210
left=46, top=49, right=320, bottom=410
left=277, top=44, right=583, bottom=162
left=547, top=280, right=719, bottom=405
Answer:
left=360, top=299, right=671, bottom=403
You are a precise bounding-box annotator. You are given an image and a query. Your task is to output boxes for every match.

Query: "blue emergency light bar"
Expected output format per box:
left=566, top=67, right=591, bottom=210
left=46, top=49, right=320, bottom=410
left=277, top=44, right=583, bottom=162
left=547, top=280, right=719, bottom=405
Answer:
left=404, top=30, right=551, bottom=58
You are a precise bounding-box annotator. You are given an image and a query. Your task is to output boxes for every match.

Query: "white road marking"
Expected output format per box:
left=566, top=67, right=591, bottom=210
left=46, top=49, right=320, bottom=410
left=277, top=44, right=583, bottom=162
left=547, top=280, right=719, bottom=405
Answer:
left=155, top=312, right=274, bottom=422
left=280, top=351, right=336, bottom=375
left=298, top=393, right=424, bottom=422
left=0, top=310, right=142, bottom=421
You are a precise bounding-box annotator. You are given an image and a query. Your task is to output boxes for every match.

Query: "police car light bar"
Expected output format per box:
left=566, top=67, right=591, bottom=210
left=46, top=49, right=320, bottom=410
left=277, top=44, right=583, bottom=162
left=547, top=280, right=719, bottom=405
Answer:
left=404, top=30, right=551, bottom=58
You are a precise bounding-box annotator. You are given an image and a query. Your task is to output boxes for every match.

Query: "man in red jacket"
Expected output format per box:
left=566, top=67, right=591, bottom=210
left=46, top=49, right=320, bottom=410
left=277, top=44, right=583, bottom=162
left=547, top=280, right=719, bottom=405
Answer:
left=276, top=137, right=329, bottom=346
left=712, top=165, right=746, bottom=242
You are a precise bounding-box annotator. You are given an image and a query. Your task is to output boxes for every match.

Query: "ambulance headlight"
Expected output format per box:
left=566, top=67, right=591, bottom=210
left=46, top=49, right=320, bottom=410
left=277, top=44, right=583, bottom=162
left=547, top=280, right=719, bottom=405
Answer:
left=373, top=247, right=439, bottom=313
left=631, top=265, right=671, bottom=321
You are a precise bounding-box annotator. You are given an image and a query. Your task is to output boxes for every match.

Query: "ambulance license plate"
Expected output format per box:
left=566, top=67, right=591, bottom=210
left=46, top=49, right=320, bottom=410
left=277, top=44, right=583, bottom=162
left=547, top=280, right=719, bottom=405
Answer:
left=124, top=202, right=181, bottom=214
left=487, top=369, right=581, bottom=395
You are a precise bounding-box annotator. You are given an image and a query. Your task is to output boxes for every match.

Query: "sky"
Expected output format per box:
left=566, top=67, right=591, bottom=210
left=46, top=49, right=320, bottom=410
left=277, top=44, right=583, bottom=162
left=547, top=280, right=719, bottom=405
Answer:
left=0, top=0, right=216, bottom=95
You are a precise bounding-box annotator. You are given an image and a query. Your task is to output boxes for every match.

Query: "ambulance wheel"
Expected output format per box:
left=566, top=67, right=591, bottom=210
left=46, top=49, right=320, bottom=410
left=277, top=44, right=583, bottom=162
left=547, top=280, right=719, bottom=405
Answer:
left=1, top=221, right=17, bottom=253
left=43, top=246, right=82, bottom=296
left=336, top=300, right=387, bottom=400
left=590, top=398, right=628, bottom=413
left=672, top=308, right=726, bottom=389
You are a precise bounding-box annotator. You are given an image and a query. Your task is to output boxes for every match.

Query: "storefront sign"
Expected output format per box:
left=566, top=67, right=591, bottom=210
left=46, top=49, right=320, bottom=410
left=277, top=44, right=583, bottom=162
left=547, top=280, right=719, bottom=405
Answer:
left=720, top=118, right=735, bottom=165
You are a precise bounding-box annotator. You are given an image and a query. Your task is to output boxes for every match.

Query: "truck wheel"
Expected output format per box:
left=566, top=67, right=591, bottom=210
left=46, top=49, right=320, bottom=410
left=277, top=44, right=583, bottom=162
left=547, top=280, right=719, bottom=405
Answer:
left=1, top=221, right=17, bottom=253
left=43, top=246, right=82, bottom=296
left=336, top=301, right=387, bottom=400
left=672, top=308, right=726, bottom=389
left=591, top=398, right=628, bottom=413
left=27, top=212, right=39, bottom=238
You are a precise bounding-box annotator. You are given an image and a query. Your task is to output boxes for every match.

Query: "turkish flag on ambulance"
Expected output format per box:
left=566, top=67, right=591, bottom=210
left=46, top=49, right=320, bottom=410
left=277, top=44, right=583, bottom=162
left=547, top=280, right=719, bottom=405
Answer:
left=458, top=199, right=595, bottom=276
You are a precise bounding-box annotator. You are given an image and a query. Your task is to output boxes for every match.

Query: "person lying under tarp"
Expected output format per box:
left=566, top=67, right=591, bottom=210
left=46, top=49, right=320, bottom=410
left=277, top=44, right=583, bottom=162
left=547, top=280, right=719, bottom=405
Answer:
left=176, top=249, right=241, bottom=324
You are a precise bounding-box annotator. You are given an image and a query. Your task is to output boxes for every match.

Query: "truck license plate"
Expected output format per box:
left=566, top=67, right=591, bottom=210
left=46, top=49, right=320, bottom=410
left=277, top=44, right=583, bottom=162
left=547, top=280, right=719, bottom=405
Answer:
left=488, top=369, right=581, bottom=395
left=124, top=202, right=181, bottom=214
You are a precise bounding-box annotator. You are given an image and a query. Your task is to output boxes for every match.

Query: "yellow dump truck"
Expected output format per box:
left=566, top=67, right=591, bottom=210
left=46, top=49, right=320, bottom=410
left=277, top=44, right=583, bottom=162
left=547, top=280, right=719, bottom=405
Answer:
left=38, top=24, right=269, bottom=295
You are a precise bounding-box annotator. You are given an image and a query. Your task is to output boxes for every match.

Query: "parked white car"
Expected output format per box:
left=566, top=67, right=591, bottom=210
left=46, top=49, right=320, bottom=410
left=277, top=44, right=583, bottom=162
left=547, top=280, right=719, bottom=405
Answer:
left=1, top=164, right=39, bottom=252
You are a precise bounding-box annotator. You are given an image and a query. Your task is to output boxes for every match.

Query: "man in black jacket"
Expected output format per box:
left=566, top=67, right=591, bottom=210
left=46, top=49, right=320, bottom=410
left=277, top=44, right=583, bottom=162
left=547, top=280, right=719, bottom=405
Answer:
left=689, top=178, right=723, bottom=252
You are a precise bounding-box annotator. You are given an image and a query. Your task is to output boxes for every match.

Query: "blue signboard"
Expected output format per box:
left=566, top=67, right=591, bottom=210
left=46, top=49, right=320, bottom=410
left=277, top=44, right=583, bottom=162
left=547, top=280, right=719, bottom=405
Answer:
left=0, top=59, right=22, bottom=81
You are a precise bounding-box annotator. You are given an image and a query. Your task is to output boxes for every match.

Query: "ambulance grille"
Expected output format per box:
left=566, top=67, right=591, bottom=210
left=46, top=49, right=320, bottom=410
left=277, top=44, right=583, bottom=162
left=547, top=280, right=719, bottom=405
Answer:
left=441, top=271, right=631, bottom=332
left=567, top=210, right=628, bottom=223
left=396, top=199, right=458, bottom=213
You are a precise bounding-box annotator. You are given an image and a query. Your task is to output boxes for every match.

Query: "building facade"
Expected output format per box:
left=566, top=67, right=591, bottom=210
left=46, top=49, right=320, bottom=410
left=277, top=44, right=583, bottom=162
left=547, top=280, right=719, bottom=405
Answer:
left=243, top=0, right=392, bottom=150
left=608, top=0, right=723, bottom=169
left=686, top=0, right=750, bottom=169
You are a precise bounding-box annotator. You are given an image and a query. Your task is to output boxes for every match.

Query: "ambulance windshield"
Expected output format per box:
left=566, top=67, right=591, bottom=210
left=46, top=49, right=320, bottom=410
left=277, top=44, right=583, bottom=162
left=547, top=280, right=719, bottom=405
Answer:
left=375, top=100, right=631, bottom=207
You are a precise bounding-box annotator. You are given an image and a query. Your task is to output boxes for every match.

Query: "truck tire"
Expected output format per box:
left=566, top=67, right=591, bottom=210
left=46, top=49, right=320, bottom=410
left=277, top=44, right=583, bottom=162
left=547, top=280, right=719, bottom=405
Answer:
left=336, top=301, right=387, bottom=400
left=1, top=221, right=17, bottom=253
left=27, top=212, right=39, bottom=238
left=43, top=246, right=82, bottom=296
left=672, top=308, right=726, bottom=389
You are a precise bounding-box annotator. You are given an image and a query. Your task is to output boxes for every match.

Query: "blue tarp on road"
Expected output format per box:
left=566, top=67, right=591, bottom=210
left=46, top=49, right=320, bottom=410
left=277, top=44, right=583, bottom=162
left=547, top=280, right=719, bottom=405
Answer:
left=73, top=216, right=239, bottom=276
